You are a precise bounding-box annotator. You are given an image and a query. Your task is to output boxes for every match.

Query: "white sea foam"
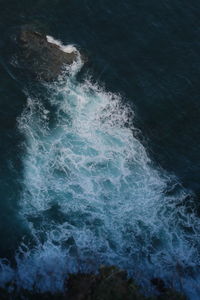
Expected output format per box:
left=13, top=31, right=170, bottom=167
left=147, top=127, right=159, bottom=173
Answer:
left=0, top=39, right=200, bottom=298
left=46, top=35, right=77, bottom=54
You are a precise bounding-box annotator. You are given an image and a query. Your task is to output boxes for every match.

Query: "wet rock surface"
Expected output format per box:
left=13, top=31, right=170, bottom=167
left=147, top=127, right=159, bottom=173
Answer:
left=17, top=30, right=78, bottom=81
left=0, top=266, right=186, bottom=300
left=4, top=29, right=79, bottom=82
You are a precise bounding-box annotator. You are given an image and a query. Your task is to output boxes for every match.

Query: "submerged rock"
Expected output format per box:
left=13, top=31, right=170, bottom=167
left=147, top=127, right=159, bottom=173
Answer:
left=17, top=30, right=78, bottom=81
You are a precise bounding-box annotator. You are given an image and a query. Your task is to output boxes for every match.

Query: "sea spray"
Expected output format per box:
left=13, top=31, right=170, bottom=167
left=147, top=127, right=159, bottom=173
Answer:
left=0, top=39, right=200, bottom=299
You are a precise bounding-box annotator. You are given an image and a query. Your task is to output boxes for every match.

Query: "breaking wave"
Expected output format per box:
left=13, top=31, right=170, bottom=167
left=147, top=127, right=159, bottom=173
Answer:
left=0, top=39, right=200, bottom=299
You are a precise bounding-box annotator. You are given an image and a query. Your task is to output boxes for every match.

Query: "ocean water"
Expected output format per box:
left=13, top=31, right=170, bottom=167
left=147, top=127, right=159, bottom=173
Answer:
left=0, top=0, right=200, bottom=299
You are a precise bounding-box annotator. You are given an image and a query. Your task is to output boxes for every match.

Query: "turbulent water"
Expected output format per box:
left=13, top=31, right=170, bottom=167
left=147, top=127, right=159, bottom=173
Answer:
left=0, top=39, right=199, bottom=299
left=0, top=1, right=200, bottom=299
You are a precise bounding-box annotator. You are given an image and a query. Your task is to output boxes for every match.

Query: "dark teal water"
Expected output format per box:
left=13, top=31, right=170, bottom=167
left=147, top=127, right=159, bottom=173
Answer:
left=0, top=0, right=200, bottom=298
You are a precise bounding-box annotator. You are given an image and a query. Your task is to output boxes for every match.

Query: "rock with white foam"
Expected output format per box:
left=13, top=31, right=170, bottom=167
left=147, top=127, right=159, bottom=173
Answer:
left=15, top=30, right=79, bottom=81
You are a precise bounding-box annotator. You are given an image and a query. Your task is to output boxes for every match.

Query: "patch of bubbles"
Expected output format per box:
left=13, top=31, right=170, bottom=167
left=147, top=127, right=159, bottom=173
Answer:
left=0, top=39, right=200, bottom=298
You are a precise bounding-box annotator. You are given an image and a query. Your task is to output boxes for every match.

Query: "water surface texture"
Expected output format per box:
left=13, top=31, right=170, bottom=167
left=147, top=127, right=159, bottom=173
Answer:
left=0, top=1, right=200, bottom=299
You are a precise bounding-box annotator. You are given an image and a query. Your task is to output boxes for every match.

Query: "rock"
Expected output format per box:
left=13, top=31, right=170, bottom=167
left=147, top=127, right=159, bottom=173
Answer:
left=0, top=266, right=187, bottom=300
left=13, top=30, right=79, bottom=81
left=151, top=278, right=166, bottom=293
left=67, top=266, right=149, bottom=300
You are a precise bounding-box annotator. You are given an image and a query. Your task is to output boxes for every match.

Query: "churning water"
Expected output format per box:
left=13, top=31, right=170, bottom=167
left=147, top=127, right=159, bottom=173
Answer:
left=0, top=39, right=200, bottom=299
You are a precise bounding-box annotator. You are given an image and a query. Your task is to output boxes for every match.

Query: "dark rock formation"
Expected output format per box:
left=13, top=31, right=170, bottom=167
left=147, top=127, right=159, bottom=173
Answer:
left=5, top=29, right=79, bottom=82
left=0, top=266, right=187, bottom=300
left=67, top=265, right=146, bottom=300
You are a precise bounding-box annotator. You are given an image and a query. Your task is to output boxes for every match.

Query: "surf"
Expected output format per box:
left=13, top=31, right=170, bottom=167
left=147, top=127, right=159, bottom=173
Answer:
left=0, top=39, right=200, bottom=299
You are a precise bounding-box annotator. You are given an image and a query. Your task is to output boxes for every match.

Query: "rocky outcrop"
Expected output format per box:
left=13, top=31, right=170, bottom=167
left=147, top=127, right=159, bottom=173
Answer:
left=12, top=30, right=79, bottom=81
left=67, top=266, right=186, bottom=300
left=0, top=266, right=186, bottom=300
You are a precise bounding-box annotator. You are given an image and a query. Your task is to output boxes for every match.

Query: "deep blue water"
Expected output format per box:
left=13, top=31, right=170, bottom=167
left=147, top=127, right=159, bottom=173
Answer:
left=0, top=0, right=200, bottom=298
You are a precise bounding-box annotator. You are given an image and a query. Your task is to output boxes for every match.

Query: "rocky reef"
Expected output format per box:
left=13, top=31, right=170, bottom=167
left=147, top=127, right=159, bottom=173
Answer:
left=0, top=266, right=186, bottom=300
left=2, top=28, right=79, bottom=82
left=17, top=30, right=78, bottom=81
